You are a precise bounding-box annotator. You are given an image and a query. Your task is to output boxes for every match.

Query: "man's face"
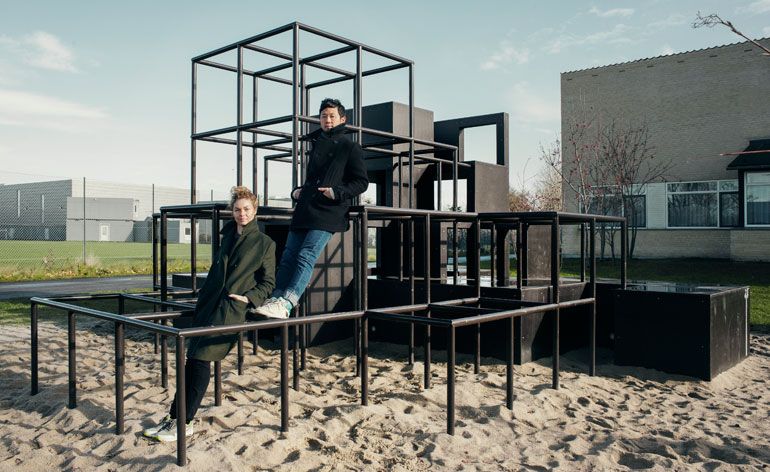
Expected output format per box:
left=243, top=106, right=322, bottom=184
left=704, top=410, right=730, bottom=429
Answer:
left=320, top=106, right=345, bottom=131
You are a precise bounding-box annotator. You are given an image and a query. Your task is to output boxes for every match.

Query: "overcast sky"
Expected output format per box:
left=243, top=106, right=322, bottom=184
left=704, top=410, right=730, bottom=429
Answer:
left=1, top=0, right=769, bottom=201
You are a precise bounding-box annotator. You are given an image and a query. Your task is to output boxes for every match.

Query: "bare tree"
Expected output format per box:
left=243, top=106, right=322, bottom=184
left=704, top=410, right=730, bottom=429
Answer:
left=532, top=141, right=563, bottom=211
left=545, top=107, right=672, bottom=258
left=693, top=12, right=770, bottom=56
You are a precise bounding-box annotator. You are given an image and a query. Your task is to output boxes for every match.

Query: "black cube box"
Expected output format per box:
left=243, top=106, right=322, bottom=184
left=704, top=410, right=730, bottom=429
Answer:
left=613, top=284, right=749, bottom=380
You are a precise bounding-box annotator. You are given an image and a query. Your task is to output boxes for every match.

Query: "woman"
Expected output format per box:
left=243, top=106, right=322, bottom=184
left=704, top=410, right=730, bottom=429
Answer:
left=143, top=186, right=275, bottom=442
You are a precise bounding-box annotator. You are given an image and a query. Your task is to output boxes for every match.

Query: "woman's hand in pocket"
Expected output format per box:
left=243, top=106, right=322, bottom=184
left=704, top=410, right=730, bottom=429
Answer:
left=228, top=294, right=249, bottom=304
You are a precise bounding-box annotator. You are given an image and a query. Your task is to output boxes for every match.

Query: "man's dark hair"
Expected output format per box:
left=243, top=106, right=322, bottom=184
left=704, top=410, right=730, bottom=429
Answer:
left=319, top=98, right=346, bottom=118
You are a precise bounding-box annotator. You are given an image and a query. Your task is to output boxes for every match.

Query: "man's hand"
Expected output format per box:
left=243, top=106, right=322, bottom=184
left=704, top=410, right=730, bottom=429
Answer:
left=292, top=188, right=302, bottom=200
left=318, top=187, right=334, bottom=200
left=228, top=294, right=249, bottom=304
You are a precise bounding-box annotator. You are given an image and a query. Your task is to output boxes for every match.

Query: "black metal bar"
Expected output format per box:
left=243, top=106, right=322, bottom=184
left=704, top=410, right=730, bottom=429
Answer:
left=115, top=321, right=125, bottom=434
left=447, top=326, right=456, bottom=435
left=291, top=24, right=299, bottom=191
left=191, top=62, right=197, bottom=205
left=252, top=329, right=258, bottom=355
left=590, top=219, right=597, bottom=376
left=409, top=219, right=415, bottom=365
left=237, top=331, right=244, bottom=375
left=490, top=224, right=496, bottom=288
left=475, top=219, right=481, bottom=296
left=361, top=315, right=369, bottom=406
left=68, top=311, right=76, bottom=409
left=452, top=221, right=458, bottom=285
left=190, top=217, right=197, bottom=292
left=192, top=23, right=292, bottom=62
left=161, top=322, right=168, bottom=389
left=361, top=209, right=369, bottom=309
left=521, top=223, right=528, bottom=287
left=152, top=215, right=159, bottom=289
left=293, top=324, right=300, bottom=390
left=474, top=323, right=481, bottom=374
left=551, top=217, right=560, bottom=390
left=621, top=219, right=628, bottom=289
left=281, top=324, right=289, bottom=432
left=425, top=214, right=431, bottom=303
left=506, top=315, right=514, bottom=409
left=580, top=223, right=586, bottom=282
left=31, top=302, right=38, bottom=395
left=175, top=335, right=187, bottom=467
left=214, top=361, right=222, bottom=406
left=237, top=46, right=244, bottom=186
left=424, top=307, right=431, bottom=390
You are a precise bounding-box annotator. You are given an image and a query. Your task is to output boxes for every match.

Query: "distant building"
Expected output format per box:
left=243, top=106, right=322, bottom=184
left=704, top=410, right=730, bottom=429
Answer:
left=561, top=38, right=770, bottom=260
left=0, top=179, right=202, bottom=243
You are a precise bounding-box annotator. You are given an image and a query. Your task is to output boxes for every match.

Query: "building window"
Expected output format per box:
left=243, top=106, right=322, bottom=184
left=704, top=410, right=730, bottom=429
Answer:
left=746, top=172, right=770, bottom=226
left=719, top=180, right=739, bottom=227
left=667, top=182, right=718, bottom=227
left=587, top=191, right=646, bottom=227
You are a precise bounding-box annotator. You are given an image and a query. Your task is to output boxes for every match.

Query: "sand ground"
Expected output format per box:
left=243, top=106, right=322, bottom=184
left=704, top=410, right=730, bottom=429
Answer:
left=1, top=319, right=769, bottom=471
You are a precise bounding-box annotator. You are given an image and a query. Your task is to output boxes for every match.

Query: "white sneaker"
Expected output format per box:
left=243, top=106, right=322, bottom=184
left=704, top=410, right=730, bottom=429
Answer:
left=142, top=415, right=172, bottom=437
left=145, top=417, right=193, bottom=442
left=252, top=297, right=290, bottom=319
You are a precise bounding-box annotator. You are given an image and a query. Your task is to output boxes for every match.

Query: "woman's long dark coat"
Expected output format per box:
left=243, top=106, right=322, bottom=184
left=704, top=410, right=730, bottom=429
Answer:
left=187, top=219, right=275, bottom=362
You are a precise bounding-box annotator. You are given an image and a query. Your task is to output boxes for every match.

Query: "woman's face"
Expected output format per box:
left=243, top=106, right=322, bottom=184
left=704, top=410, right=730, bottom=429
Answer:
left=232, top=198, right=256, bottom=228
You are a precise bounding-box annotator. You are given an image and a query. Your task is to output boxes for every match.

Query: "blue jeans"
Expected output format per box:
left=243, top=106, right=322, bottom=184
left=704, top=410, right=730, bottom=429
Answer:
left=273, top=229, right=333, bottom=307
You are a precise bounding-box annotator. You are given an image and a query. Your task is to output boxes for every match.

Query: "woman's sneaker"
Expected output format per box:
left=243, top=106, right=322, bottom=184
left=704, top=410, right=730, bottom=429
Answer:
left=142, top=415, right=172, bottom=437
left=144, top=417, right=194, bottom=442
left=252, top=297, right=291, bottom=319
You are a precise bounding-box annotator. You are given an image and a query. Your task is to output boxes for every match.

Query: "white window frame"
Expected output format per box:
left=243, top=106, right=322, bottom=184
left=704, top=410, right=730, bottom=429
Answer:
left=744, top=171, right=770, bottom=228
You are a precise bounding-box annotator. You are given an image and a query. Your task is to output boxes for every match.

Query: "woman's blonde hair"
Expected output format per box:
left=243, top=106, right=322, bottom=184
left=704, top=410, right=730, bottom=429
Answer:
left=229, top=186, right=258, bottom=209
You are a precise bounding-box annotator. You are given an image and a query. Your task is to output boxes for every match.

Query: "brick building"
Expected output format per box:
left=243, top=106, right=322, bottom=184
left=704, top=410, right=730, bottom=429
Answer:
left=560, top=38, right=770, bottom=260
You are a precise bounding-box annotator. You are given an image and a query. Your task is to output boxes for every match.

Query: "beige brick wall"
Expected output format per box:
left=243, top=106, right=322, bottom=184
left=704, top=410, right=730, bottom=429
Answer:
left=562, top=227, right=770, bottom=261
left=560, top=39, right=770, bottom=258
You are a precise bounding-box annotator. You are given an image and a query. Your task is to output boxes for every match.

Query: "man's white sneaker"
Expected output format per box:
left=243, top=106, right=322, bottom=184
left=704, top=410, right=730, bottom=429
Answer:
left=252, top=297, right=290, bottom=319
left=146, top=418, right=194, bottom=442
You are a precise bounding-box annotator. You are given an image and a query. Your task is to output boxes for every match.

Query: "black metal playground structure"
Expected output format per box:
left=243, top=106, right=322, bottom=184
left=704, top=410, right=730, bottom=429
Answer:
left=29, top=23, right=750, bottom=467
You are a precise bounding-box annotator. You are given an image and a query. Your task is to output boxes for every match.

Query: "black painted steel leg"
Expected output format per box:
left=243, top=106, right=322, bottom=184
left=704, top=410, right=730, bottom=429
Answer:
left=251, top=329, right=258, bottom=355
left=237, top=331, right=244, bottom=375
left=361, top=316, right=369, bottom=406
left=214, top=361, right=222, bottom=406
left=176, top=336, right=187, bottom=467
left=68, top=311, right=76, bottom=409
left=447, top=326, right=456, bottom=435
left=281, top=324, right=289, bottom=433
left=115, top=322, right=125, bottom=434
left=424, top=311, right=431, bottom=390
left=474, top=324, right=481, bottom=374
left=506, top=316, right=514, bottom=410
left=552, top=308, right=560, bottom=390
left=293, top=325, right=300, bottom=391
left=355, top=318, right=361, bottom=376
left=161, top=322, right=168, bottom=389
left=31, top=302, right=38, bottom=395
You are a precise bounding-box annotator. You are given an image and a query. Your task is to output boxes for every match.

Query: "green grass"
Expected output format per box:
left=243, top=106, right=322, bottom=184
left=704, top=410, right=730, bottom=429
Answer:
left=0, top=240, right=211, bottom=281
left=0, top=294, right=162, bottom=326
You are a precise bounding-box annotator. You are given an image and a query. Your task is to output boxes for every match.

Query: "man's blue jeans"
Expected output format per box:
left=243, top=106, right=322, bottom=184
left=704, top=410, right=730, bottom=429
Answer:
left=272, top=229, right=333, bottom=307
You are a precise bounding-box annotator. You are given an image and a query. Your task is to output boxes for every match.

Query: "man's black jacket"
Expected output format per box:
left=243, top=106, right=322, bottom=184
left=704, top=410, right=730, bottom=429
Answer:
left=291, top=123, right=369, bottom=233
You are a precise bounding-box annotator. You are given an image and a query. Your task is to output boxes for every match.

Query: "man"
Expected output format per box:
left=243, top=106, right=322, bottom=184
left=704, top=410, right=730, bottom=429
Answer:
left=254, top=98, right=369, bottom=319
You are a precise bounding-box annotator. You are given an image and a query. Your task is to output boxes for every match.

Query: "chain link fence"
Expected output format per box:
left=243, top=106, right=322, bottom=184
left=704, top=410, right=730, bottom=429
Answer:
left=0, top=174, right=228, bottom=281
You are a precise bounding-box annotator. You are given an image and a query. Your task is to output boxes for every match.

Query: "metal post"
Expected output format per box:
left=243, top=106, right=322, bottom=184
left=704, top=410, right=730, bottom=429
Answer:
left=424, top=306, right=431, bottom=390
left=361, top=315, right=369, bottom=406
left=252, top=75, right=259, bottom=196
left=506, top=315, right=514, bottom=410
left=590, top=219, right=597, bottom=376
left=237, top=331, right=244, bottom=375
left=68, top=311, right=76, bottom=409
left=293, top=323, right=300, bottom=390
left=425, top=214, right=431, bottom=303
left=161, top=324, right=168, bottom=389
left=621, top=219, right=628, bottom=288
left=580, top=223, right=586, bottom=282
left=214, top=361, right=222, bottom=406
left=516, top=222, right=523, bottom=289
left=191, top=61, right=198, bottom=204
left=115, top=322, right=125, bottom=434
left=474, top=324, right=481, bottom=374
left=452, top=221, right=458, bottom=285
left=474, top=219, right=481, bottom=297
left=281, top=324, right=289, bottom=433
left=551, top=217, right=560, bottom=390
left=191, top=217, right=197, bottom=292
left=409, top=219, right=415, bottom=366
left=490, top=224, right=496, bottom=288
left=291, top=24, right=300, bottom=191
left=447, top=326, right=456, bottom=436
left=236, top=46, right=244, bottom=186
left=408, top=64, right=414, bottom=208
left=152, top=216, right=159, bottom=289
left=521, top=223, right=529, bottom=287
left=31, top=302, right=39, bottom=395
left=175, top=335, right=187, bottom=467
left=252, top=329, right=258, bottom=355
left=160, top=210, right=169, bottom=388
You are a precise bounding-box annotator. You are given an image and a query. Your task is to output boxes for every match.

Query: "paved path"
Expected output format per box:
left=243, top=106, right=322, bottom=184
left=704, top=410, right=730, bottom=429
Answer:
left=0, top=276, right=156, bottom=300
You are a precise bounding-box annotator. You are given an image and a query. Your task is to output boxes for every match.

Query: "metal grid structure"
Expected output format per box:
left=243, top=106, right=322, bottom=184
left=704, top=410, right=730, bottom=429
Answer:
left=27, top=23, right=631, bottom=467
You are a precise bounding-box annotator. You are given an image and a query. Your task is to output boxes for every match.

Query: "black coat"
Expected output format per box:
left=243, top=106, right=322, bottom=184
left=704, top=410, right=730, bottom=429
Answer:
left=187, top=219, right=276, bottom=362
left=291, top=123, right=369, bottom=233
